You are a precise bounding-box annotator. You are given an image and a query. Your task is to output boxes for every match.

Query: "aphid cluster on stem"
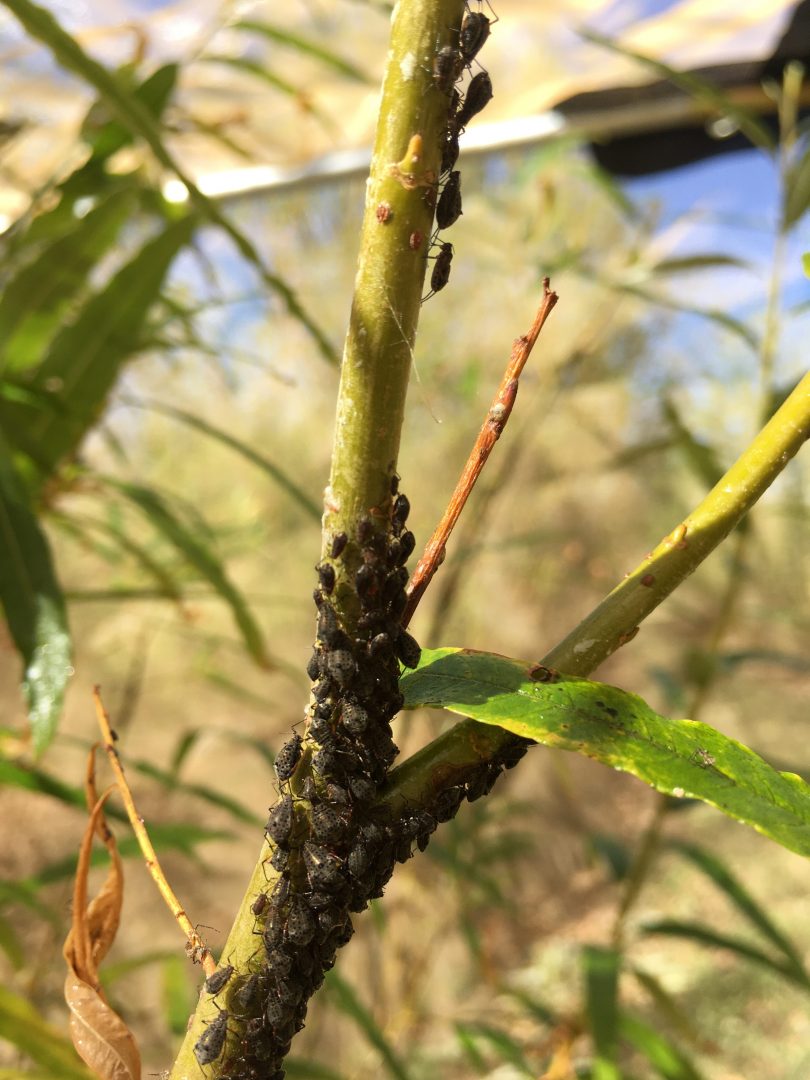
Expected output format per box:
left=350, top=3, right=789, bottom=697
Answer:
left=211, top=479, right=425, bottom=1076
left=424, top=1, right=497, bottom=303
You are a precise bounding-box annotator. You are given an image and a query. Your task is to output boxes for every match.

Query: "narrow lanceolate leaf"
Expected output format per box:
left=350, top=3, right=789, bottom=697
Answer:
left=233, top=20, right=370, bottom=82
left=784, top=141, right=810, bottom=229
left=325, top=971, right=411, bottom=1080
left=122, top=397, right=321, bottom=520
left=666, top=841, right=809, bottom=982
left=0, top=188, right=137, bottom=373
left=1, top=0, right=337, bottom=365
left=620, top=1013, right=706, bottom=1080
left=6, top=215, right=196, bottom=485
left=584, top=946, right=621, bottom=1080
left=639, top=919, right=810, bottom=989
left=105, top=480, right=269, bottom=666
left=400, top=649, right=810, bottom=858
left=581, top=30, right=776, bottom=152
left=0, top=986, right=93, bottom=1079
left=0, top=437, right=70, bottom=752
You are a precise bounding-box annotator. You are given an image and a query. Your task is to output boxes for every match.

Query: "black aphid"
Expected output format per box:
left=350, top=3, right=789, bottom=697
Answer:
left=203, top=964, right=234, bottom=997
left=396, top=627, right=422, bottom=669
left=460, top=10, right=491, bottom=63
left=390, top=473, right=400, bottom=495
left=269, top=846, right=289, bottom=873
left=330, top=531, right=348, bottom=559
left=427, top=242, right=454, bottom=298
left=357, top=515, right=374, bottom=543
left=441, top=127, right=461, bottom=175
left=265, top=794, right=294, bottom=846
left=317, top=604, right=344, bottom=648
left=392, top=492, right=410, bottom=527
left=398, top=529, right=416, bottom=561
left=193, top=1009, right=229, bottom=1066
left=234, top=972, right=263, bottom=1012
left=270, top=874, right=291, bottom=909
left=433, top=44, right=463, bottom=93
left=275, top=733, right=303, bottom=783
left=311, top=803, right=346, bottom=844
left=355, top=563, right=379, bottom=600
left=456, top=71, right=493, bottom=129
left=306, top=650, right=322, bottom=681
left=368, top=632, right=391, bottom=659
left=436, top=170, right=463, bottom=230
left=348, top=775, right=376, bottom=802
left=285, top=895, right=316, bottom=947
left=341, top=699, right=369, bottom=734
left=325, top=649, right=356, bottom=688
left=251, top=892, right=269, bottom=917
left=317, top=562, right=336, bottom=594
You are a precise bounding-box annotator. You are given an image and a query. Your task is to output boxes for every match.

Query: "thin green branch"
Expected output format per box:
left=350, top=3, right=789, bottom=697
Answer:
left=380, top=371, right=810, bottom=812
left=168, top=2, right=465, bottom=1075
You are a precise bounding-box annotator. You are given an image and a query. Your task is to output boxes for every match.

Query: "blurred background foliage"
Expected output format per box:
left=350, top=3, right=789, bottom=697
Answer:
left=0, top=1, right=809, bottom=1077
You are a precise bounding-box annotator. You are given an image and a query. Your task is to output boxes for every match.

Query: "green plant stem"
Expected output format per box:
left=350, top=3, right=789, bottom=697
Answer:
left=169, top=3, right=464, bottom=1076
left=379, top=370, right=810, bottom=812
left=609, top=70, right=802, bottom=941
left=611, top=526, right=750, bottom=950
left=325, top=0, right=465, bottom=585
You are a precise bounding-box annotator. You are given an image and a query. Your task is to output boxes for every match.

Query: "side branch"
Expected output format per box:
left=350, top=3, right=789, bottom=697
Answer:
left=381, top=370, right=810, bottom=810
left=404, top=279, right=558, bottom=624
left=93, top=688, right=216, bottom=976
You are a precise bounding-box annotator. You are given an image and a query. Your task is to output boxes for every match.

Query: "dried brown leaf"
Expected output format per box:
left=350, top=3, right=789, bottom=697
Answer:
left=63, top=975, right=141, bottom=1080
left=63, top=767, right=141, bottom=1079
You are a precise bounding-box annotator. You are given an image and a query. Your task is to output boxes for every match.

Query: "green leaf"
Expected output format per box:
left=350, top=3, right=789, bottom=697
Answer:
left=639, top=919, right=810, bottom=989
left=663, top=399, right=725, bottom=488
left=0, top=0, right=337, bottom=364
left=234, top=20, right=370, bottom=82
left=400, top=649, right=810, bottom=858
left=0, top=985, right=93, bottom=1079
left=122, top=397, right=321, bottom=520
left=583, top=946, right=621, bottom=1080
left=4, top=215, right=196, bottom=484
left=630, top=968, right=711, bottom=1052
left=588, top=832, right=632, bottom=880
left=82, top=63, right=178, bottom=162
left=581, top=30, right=775, bottom=152
left=609, top=279, right=758, bottom=350
left=0, top=188, right=137, bottom=373
left=0, top=760, right=107, bottom=815
left=29, top=824, right=231, bottom=888
left=0, top=437, right=71, bottom=752
left=106, top=480, right=269, bottom=666
left=325, top=971, right=411, bottom=1080
left=784, top=140, right=810, bottom=228
left=620, top=1013, right=706, bottom=1080
left=650, top=254, right=753, bottom=275
left=666, top=840, right=809, bottom=982
left=161, top=954, right=197, bottom=1035
left=0, top=913, right=24, bottom=969
left=454, top=1022, right=534, bottom=1075
left=131, top=759, right=263, bottom=826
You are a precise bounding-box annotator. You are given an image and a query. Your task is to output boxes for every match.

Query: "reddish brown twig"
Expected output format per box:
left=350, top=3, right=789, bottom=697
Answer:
left=403, top=278, right=558, bottom=626
left=92, top=687, right=216, bottom=976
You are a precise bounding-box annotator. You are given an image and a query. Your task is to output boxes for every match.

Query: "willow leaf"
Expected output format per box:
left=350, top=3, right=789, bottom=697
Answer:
left=401, top=648, right=810, bottom=858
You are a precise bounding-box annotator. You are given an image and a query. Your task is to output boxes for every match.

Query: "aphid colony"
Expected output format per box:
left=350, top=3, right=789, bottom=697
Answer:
left=194, top=473, right=530, bottom=1075
left=425, top=2, right=497, bottom=301
left=194, top=481, right=420, bottom=1075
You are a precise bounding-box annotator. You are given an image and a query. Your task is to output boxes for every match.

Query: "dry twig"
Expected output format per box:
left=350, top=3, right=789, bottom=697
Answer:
left=404, top=278, right=558, bottom=624
left=92, top=686, right=216, bottom=976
